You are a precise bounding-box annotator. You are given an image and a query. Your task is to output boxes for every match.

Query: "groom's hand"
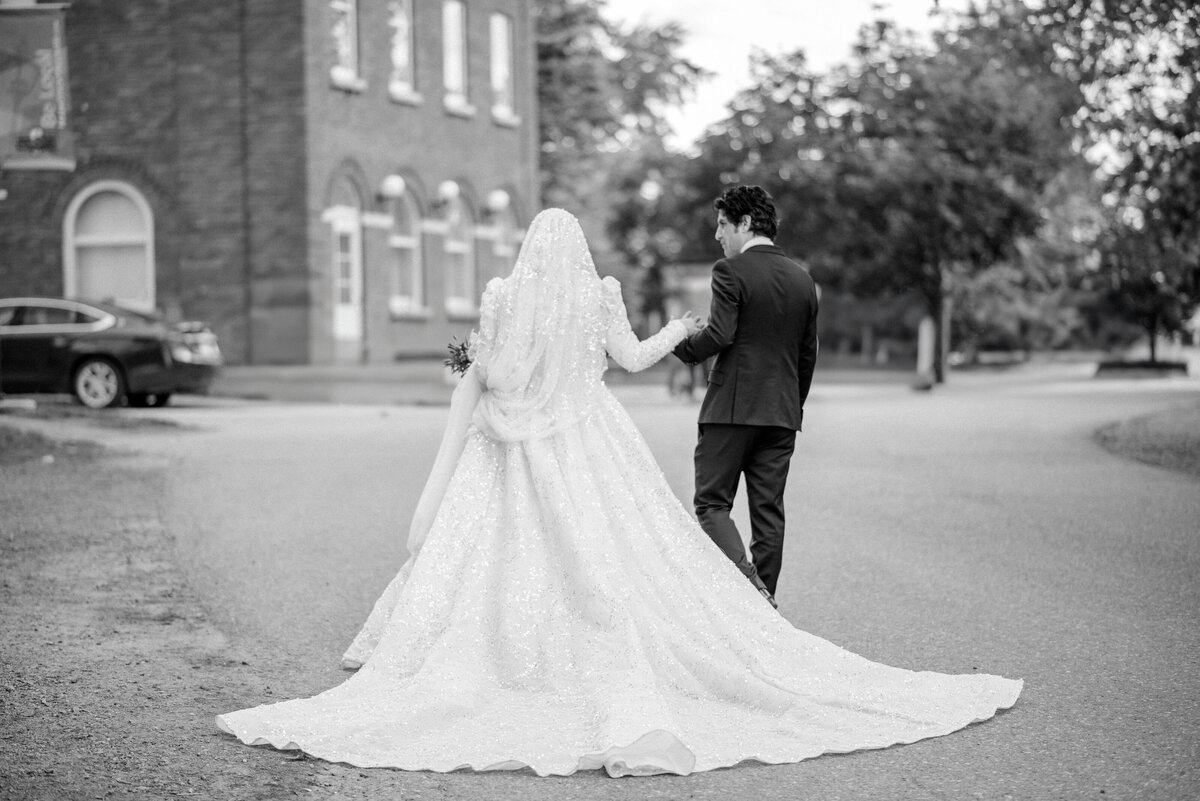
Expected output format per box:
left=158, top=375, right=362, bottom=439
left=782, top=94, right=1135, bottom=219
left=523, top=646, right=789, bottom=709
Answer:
left=680, top=311, right=704, bottom=336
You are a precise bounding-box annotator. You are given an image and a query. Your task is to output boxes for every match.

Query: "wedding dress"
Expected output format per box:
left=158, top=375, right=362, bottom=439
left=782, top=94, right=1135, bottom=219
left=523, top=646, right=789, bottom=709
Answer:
left=216, top=209, right=1021, bottom=777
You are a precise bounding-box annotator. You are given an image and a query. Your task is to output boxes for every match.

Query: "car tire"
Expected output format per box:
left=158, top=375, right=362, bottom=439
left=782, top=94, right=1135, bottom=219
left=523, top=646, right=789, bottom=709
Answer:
left=129, top=392, right=172, bottom=408
left=73, top=358, right=126, bottom=409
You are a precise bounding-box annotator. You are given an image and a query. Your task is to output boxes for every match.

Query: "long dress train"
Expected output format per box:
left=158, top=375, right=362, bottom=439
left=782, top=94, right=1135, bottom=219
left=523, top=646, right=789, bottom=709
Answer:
left=216, top=210, right=1020, bottom=777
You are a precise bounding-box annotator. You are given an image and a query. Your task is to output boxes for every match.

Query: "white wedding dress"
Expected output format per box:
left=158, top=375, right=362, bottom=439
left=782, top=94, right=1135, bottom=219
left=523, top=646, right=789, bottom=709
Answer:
left=216, top=209, right=1021, bottom=777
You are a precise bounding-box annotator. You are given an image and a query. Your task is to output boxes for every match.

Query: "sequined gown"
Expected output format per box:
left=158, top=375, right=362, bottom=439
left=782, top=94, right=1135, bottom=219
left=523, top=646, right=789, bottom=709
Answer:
left=216, top=258, right=1021, bottom=777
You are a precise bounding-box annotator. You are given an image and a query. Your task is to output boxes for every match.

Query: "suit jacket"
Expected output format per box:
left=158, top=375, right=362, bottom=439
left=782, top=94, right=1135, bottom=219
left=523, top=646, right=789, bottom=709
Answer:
left=673, top=244, right=819, bottom=430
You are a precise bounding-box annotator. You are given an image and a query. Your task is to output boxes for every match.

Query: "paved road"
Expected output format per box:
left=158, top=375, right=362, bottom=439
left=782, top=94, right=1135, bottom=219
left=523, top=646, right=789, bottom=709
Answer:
left=64, top=369, right=1200, bottom=799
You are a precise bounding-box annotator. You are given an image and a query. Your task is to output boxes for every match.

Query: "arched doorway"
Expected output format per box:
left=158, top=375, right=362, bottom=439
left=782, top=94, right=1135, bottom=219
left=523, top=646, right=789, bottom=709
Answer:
left=62, top=180, right=155, bottom=313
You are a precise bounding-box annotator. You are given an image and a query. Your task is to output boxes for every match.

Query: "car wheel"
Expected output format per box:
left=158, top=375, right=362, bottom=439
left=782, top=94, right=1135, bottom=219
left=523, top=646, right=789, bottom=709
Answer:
left=129, top=392, right=172, bottom=408
left=73, top=358, right=126, bottom=409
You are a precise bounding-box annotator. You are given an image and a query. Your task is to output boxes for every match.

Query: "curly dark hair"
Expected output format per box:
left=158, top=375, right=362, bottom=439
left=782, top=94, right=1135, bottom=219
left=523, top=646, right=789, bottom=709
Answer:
left=713, top=185, right=778, bottom=239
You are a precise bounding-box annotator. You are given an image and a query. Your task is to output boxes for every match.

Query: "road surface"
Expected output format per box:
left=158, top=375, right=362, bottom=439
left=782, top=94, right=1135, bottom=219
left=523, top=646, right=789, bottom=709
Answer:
left=46, top=368, right=1200, bottom=799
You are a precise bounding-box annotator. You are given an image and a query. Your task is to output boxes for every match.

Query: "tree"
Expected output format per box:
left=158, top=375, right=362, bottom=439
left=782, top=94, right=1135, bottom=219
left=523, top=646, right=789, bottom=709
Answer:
left=534, top=0, right=707, bottom=213
left=1025, top=0, right=1200, bottom=357
left=953, top=163, right=1108, bottom=356
left=603, top=140, right=692, bottom=330
left=1098, top=217, right=1197, bottom=362
left=678, top=8, right=1081, bottom=380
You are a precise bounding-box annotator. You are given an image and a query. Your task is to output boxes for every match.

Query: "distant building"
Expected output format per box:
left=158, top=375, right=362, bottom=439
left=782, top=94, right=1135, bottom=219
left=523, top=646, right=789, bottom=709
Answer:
left=0, top=0, right=539, bottom=364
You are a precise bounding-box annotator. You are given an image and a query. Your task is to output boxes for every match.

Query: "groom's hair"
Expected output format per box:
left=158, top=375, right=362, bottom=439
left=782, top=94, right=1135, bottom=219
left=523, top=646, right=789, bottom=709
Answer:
left=714, top=185, right=778, bottom=239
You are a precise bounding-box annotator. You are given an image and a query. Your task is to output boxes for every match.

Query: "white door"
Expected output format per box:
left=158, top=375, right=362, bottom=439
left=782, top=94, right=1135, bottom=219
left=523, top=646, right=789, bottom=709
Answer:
left=327, top=207, right=364, bottom=362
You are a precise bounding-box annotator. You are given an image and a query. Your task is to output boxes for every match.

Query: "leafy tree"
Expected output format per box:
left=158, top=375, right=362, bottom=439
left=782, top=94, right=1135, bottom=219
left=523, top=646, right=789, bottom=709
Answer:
left=603, top=140, right=692, bottom=330
left=954, top=164, right=1108, bottom=355
left=678, top=9, right=1081, bottom=380
left=1025, top=0, right=1200, bottom=357
left=534, top=0, right=707, bottom=215
left=1097, top=217, right=1197, bottom=361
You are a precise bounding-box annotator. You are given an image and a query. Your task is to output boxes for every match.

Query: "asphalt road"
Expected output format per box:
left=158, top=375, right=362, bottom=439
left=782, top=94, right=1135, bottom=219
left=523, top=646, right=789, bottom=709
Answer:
left=81, top=369, right=1200, bottom=799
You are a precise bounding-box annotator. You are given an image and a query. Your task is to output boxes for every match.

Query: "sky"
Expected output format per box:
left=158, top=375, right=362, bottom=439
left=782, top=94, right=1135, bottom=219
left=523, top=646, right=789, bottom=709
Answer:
left=601, top=0, right=968, bottom=148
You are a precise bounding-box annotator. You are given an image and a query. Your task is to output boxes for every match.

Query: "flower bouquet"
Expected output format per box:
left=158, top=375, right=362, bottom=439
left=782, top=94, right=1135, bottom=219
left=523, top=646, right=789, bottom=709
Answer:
left=445, top=336, right=472, bottom=376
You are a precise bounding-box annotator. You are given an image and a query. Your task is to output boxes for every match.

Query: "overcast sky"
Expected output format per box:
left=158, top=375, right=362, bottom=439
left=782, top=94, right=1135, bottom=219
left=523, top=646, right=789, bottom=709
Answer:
left=601, top=0, right=967, bottom=147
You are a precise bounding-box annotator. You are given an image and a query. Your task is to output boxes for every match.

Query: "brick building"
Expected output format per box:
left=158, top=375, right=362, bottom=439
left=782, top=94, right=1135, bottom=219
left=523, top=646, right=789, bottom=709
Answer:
left=0, top=0, right=539, bottom=364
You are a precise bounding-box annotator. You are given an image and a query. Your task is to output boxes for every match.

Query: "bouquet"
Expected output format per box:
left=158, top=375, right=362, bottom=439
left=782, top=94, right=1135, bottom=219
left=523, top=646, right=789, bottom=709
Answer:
left=445, top=336, right=472, bottom=375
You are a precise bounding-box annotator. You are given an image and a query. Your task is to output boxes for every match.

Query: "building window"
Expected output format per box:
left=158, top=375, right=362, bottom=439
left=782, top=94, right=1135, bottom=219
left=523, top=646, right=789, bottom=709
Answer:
left=444, top=197, right=476, bottom=317
left=330, top=0, right=365, bottom=91
left=62, top=181, right=155, bottom=313
left=389, top=193, right=426, bottom=317
left=442, top=0, right=474, bottom=116
left=388, top=0, right=421, bottom=104
left=489, top=13, right=518, bottom=126
left=491, top=203, right=518, bottom=280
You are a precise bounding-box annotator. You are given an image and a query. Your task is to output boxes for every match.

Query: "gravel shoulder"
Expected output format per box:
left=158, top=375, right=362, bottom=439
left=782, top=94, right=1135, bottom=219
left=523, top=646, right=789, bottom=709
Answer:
left=0, top=424, right=324, bottom=800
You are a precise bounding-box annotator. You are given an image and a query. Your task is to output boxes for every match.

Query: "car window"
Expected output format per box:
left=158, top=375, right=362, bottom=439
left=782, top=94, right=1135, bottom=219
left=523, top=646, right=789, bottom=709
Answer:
left=0, top=306, right=18, bottom=326
left=23, top=306, right=78, bottom=325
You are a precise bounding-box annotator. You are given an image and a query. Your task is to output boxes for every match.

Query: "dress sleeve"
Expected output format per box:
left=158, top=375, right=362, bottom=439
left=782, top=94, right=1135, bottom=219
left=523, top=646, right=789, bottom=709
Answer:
left=601, top=276, right=686, bottom=373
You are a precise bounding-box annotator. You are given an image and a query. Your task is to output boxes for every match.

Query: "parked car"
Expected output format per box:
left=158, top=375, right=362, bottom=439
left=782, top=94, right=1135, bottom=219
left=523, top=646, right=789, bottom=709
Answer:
left=0, top=297, right=222, bottom=408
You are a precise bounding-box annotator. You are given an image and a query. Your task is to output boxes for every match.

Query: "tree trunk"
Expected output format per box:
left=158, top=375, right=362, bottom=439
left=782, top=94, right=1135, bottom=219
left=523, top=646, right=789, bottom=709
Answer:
left=1148, top=314, right=1159, bottom=363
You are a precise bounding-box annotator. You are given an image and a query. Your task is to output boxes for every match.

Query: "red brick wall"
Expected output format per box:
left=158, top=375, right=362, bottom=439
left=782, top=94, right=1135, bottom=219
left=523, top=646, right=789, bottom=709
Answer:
left=1, top=0, right=539, bottom=365
left=302, top=0, right=539, bottom=363
left=0, top=0, right=310, bottom=364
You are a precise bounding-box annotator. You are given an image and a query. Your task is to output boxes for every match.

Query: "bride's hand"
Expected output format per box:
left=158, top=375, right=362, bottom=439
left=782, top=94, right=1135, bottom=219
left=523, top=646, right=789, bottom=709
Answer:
left=679, top=311, right=703, bottom=335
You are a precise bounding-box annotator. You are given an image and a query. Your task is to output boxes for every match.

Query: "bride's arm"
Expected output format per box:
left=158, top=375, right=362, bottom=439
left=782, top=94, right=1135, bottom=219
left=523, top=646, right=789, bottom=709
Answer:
left=602, top=277, right=689, bottom=373
left=406, top=363, right=484, bottom=555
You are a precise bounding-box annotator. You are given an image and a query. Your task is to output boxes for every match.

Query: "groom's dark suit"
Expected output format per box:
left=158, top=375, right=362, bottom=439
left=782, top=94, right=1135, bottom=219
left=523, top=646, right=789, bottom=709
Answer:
left=673, top=244, right=819, bottom=595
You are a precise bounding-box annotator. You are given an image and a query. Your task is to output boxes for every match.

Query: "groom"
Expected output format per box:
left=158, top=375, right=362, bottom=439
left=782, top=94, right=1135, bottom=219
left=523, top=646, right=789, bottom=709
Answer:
left=672, top=185, right=819, bottom=607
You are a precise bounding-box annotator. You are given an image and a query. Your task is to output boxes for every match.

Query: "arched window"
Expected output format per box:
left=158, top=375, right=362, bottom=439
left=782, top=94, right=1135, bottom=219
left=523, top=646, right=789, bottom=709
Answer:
left=443, top=196, right=476, bottom=317
left=389, top=191, right=425, bottom=316
left=63, top=181, right=155, bottom=313
left=491, top=203, right=518, bottom=280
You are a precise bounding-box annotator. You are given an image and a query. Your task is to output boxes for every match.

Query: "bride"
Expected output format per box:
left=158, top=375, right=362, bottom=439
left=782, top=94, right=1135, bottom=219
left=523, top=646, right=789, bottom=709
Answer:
left=216, top=208, right=1021, bottom=777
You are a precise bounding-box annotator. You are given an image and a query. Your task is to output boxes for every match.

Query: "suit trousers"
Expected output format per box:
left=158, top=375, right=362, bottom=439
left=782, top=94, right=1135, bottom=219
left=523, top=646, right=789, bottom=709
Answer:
left=693, top=423, right=796, bottom=596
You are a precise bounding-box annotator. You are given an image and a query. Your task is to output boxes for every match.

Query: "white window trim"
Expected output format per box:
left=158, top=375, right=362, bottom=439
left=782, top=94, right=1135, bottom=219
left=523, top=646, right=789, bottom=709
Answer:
left=387, top=0, right=421, bottom=105
left=321, top=205, right=359, bottom=226
left=390, top=85, right=426, bottom=106
left=62, top=179, right=156, bottom=311
left=444, top=94, right=478, bottom=118
left=361, top=211, right=394, bottom=229
left=442, top=0, right=475, bottom=117
left=489, top=13, right=519, bottom=127
left=388, top=196, right=429, bottom=319
left=330, top=0, right=366, bottom=92
left=388, top=233, right=420, bottom=248
left=444, top=202, right=478, bottom=319
left=491, top=106, right=521, bottom=128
